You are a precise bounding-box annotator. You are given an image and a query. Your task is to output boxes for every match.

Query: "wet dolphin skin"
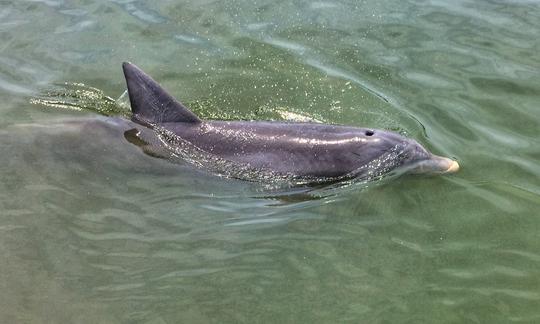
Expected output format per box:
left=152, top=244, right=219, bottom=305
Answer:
left=122, top=62, right=459, bottom=183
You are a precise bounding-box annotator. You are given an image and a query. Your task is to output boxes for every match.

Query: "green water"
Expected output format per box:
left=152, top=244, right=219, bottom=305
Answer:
left=1, top=0, right=540, bottom=323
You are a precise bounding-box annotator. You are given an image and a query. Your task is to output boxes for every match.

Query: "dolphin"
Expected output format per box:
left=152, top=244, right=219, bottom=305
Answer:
left=122, top=62, right=459, bottom=184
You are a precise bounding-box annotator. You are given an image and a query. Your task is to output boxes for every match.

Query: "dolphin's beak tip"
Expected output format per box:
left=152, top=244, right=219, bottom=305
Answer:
left=445, top=160, right=460, bottom=173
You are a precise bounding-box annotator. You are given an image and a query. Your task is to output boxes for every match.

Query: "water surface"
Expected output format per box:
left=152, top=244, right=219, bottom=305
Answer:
left=1, top=0, right=540, bottom=323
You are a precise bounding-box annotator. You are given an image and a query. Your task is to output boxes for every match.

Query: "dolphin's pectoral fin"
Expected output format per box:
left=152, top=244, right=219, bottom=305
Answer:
left=124, top=128, right=171, bottom=159
left=122, top=62, right=201, bottom=124
left=124, top=128, right=149, bottom=146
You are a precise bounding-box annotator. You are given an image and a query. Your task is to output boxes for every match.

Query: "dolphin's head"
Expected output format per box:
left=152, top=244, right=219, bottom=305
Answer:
left=363, top=129, right=459, bottom=176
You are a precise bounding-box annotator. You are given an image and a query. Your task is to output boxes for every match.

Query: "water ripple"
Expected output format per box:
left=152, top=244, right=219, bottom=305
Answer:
left=1, top=0, right=539, bottom=322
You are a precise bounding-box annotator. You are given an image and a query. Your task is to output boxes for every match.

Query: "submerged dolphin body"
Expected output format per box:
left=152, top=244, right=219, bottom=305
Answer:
left=122, top=62, right=459, bottom=183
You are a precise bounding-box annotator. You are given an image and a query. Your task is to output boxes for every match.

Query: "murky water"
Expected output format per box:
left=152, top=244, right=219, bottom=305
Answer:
left=1, top=0, right=539, bottom=323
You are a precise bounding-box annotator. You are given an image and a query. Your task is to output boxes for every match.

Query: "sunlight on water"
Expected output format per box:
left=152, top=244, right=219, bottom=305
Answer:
left=30, top=83, right=131, bottom=116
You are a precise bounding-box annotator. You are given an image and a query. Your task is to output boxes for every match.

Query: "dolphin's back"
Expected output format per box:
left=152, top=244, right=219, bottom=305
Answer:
left=162, top=120, right=396, bottom=178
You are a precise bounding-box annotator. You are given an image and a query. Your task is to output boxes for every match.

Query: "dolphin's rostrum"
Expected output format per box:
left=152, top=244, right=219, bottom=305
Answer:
left=122, top=62, right=459, bottom=184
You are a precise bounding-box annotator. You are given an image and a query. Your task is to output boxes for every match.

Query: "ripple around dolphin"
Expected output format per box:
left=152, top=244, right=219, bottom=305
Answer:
left=0, top=76, right=33, bottom=95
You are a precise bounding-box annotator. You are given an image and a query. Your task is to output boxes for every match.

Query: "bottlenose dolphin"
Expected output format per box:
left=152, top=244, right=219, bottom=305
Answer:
left=122, top=62, right=459, bottom=184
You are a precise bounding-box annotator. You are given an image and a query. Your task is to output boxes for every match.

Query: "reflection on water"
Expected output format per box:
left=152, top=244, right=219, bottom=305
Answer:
left=1, top=0, right=540, bottom=322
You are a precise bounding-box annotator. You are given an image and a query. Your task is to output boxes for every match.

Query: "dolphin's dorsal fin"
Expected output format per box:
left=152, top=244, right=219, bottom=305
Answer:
left=122, top=62, right=201, bottom=124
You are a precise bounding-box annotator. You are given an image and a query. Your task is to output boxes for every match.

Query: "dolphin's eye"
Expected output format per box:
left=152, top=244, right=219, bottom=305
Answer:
left=365, top=130, right=374, bottom=136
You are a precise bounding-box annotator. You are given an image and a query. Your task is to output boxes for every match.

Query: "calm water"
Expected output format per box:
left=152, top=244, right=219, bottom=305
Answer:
left=1, top=0, right=540, bottom=323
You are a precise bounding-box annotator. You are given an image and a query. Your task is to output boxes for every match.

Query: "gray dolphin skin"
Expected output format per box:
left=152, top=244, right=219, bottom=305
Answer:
left=122, top=62, right=459, bottom=183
